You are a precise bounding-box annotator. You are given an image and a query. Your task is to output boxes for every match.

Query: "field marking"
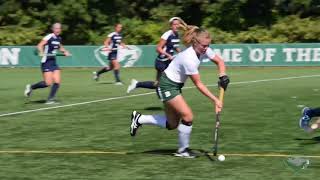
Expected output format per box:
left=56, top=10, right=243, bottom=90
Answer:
left=0, top=150, right=319, bottom=158
left=0, top=92, right=154, bottom=118
left=0, top=150, right=127, bottom=155
left=1, top=74, right=320, bottom=118
left=223, top=153, right=320, bottom=158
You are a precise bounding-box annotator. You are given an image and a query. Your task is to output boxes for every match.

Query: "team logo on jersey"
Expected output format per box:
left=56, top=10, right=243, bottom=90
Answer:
left=51, top=41, right=60, bottom=45
left=94, top=45, right=142, bottom=67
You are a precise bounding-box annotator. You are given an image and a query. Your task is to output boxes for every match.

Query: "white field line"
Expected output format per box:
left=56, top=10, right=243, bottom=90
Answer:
left=1, top=74, right=320, bottom=118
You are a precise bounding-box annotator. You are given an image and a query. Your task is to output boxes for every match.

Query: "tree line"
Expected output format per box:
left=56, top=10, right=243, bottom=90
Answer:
left=0, top=0, right=319, bottom=45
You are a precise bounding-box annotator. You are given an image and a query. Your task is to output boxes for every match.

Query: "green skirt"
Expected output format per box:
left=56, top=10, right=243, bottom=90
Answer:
left=157, top=73, right=184, bottom=102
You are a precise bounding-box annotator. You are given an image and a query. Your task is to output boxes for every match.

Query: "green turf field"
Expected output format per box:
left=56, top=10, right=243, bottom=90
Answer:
left=0, top=67, right=320, bottom=180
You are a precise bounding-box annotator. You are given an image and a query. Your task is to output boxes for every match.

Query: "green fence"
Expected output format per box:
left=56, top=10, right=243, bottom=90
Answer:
left=0, top=44, right=319, bottom=67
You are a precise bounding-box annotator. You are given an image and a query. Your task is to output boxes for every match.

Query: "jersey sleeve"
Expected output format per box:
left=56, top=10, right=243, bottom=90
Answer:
left=183, top=60, right=199, bottom=75
left=160, top=30, right=171, bottom=40
left=107, top=32, right=114, bottom=38
left=205, top=47, right=216, bottom=59
left=43, top=34, right=53, bottom=41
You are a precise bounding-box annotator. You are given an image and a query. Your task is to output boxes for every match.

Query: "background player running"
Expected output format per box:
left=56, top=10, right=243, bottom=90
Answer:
left=129, top=24, right=230, bottom=158
left=24, top=23, right=71, bottom=104
left=299, top=107, right=320, bottom=131
left=127, top=17, right=182, bottom=93
left=93, top=23, right=126, bottom=85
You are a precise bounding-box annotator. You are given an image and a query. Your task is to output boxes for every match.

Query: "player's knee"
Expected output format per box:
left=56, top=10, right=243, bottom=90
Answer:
left=182, top=112, right=193, bottom=122
left=53, top=78, right=61, bottom=84
left=53, top=82, right=60, bottom=86
left=166, top=121, right=179, bottom=130
left=45, top=81, right=53, bottom=86
left=114, top=65, right=120, bottom=70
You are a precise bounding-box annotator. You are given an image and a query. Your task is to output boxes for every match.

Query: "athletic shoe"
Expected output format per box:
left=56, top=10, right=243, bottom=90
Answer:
left=115, top=82, right=124, bottom=85
left=130, top=111, right=142, bottom=136
left=24, top=84, right=32, bottom=97
left=127, top=79, right=138, bottom=93
left=299, top=107, right=311, bottom=131
left=45, top=99, right=59, bottom=105
left=173, top=148, right=198, bottom=158
left=93, top=71, right=99, bottom=81
left=302, top=107, right=311, bottom=116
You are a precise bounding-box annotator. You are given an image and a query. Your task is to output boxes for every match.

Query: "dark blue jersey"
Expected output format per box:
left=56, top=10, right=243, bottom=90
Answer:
left=108, top=32, right=122, bottom=52
left=41, top=33, right=62, bottom=63
left=157, top=30, right=180, bottom=61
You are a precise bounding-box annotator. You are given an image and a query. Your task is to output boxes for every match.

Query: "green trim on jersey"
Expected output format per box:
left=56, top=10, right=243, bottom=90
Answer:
left=157, top=73, right=184, bottom=102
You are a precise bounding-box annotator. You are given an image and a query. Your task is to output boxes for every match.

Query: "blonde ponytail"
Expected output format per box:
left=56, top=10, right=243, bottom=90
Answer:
left=177, top=18, right=211, bottom=47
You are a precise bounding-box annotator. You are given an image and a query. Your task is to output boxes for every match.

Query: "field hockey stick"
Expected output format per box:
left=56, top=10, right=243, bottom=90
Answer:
left=99, top=46, right=133, bottom=52
left=213, top=87, right=225, bottom=156
left=38, top=53, right=70, bottom=57
left=35, top=51, right=72, bottom=63
left=157, top=54, right=177, bottom=61
left=34, top=50, right=72, bottom=57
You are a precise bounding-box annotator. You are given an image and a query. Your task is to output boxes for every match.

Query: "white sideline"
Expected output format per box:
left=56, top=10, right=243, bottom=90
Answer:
left=1, top=74, right=320, bottom=118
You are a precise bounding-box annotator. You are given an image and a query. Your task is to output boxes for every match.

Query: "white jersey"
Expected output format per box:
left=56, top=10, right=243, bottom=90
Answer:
left=164, top=46, right=216, bottom=83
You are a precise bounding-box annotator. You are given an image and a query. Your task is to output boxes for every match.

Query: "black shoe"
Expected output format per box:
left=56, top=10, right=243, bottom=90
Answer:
left=130, top=111, right=142, bottom=136
left=173, top=148, right=198, bottom=158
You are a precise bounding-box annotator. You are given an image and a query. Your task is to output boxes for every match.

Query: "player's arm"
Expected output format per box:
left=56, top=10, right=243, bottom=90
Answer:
left=103, top=37, right=112, bottom=50
left=209, top=52, right=230, bottom=91
left=156, top=39, right=174, bottom=60
left=210, top=54, right=226, bottom=76
left=59, top=44, right=71, bottom=56
left=175, top=47, right=181, bottom=53
left=190, top=74, right=222, bottom=113
left=120, top=42, right=127, bottom=49
left=37, top=40, right=47, bottom=56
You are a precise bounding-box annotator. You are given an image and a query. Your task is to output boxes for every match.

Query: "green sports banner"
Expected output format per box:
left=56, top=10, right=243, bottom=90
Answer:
left=0, top=43, right=319, bottom=67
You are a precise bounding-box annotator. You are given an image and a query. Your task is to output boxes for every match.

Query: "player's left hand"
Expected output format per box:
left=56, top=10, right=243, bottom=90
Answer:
left=218, top=75, right=230, bottom=91
left=64, top=51, right=71, bottom=56
left=215, top=101, right=222, bottom=113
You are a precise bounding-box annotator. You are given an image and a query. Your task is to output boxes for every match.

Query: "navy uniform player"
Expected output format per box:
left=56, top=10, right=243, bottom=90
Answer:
left=299, top=107, right=320, bottom=131
left=127, top=17, right=182, bottom=93
left=24, top=23, right=70, bottom=104
left=93, top=23, right=125, bottom=85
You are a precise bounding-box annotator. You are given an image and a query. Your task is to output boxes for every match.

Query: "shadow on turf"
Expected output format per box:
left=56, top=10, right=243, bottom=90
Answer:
left=142, top=149, right=215, bottom=161
left=25, top=99, right=47, bottom=104
left=98, top=82, right=115, bottom=85
left=294, top=136, right=320, bottom=144
left=143, top=149, right=175, bottom=156
left=144, top=106, right=163, bottom=111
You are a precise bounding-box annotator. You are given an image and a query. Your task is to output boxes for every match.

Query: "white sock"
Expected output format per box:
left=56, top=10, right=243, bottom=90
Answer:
left=177, top=123, right=192, bottom=152
left=138, top=115, right=167, bottom=128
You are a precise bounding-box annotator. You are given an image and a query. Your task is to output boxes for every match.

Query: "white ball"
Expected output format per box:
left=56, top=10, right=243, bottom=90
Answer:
left=218, top=155, right=225, bottom=161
